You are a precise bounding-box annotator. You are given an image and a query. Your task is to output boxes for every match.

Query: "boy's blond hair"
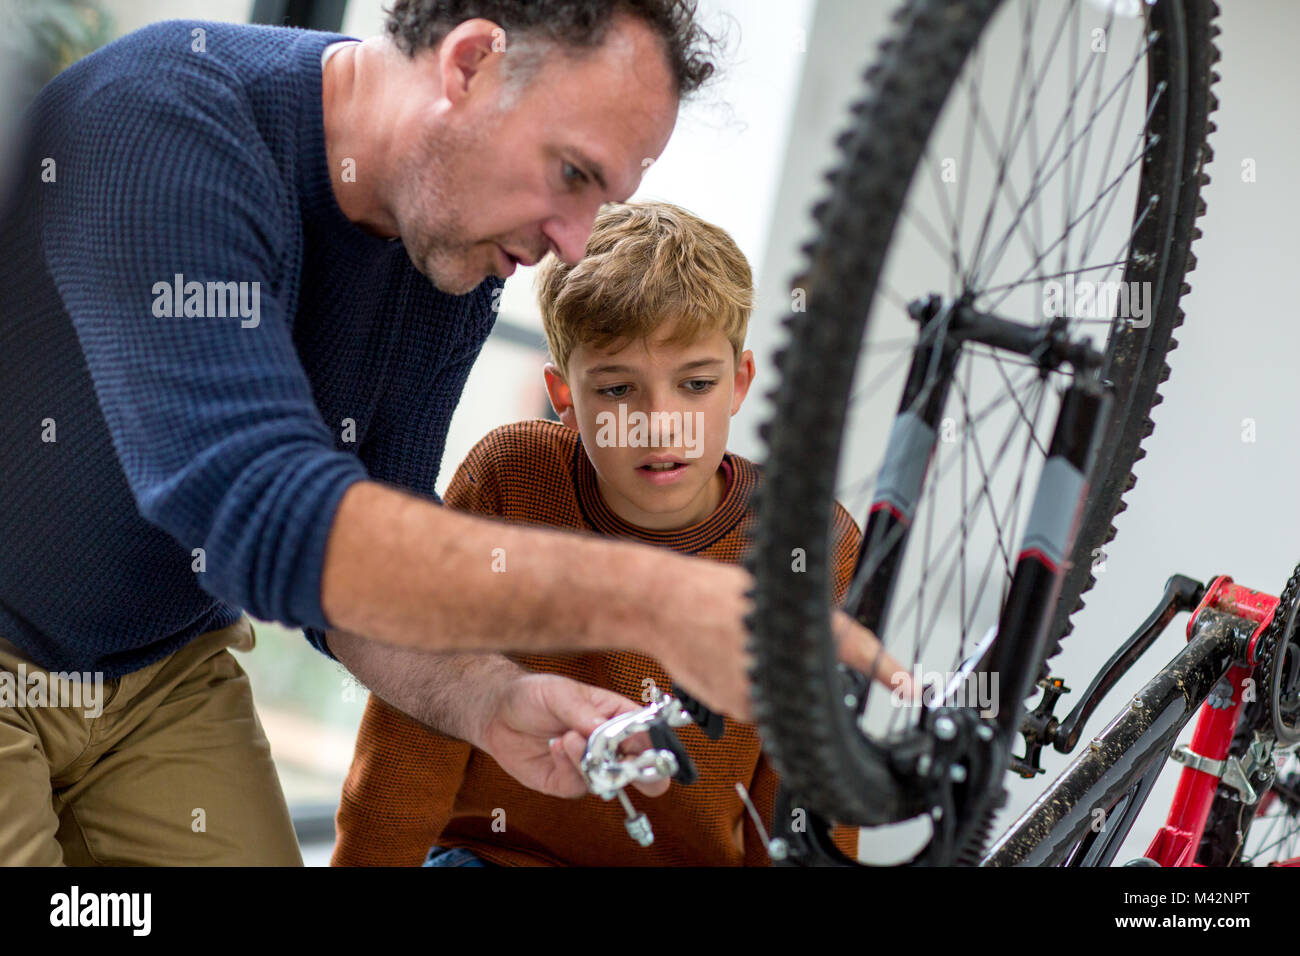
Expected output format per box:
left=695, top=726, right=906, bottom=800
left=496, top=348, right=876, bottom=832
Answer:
left=535, top=201, right=753, bottom=379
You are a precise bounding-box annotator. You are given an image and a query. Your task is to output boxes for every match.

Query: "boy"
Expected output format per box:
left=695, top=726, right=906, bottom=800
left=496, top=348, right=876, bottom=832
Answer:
left=332, top=201, right=873, bottom=866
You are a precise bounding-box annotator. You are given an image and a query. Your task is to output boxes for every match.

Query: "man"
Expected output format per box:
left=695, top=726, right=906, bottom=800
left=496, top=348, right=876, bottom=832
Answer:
left=0, top=0, right=883, bottom=865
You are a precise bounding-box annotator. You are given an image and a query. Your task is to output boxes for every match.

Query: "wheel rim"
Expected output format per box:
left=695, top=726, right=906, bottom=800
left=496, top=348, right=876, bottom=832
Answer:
left=835, top=0, right=1186, bottom=745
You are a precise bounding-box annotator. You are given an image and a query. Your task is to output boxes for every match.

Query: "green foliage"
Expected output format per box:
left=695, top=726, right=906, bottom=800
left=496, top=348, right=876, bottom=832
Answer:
left=5, top=0, right=115, bottom=86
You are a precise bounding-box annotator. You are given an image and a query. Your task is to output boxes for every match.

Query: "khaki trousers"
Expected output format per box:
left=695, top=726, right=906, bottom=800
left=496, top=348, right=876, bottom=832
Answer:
left=0, top=615, right=302, bottom=865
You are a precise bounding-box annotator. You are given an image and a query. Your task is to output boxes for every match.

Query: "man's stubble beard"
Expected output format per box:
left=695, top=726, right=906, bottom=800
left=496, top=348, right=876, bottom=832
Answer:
left=396, top=111, right=497, bottom=295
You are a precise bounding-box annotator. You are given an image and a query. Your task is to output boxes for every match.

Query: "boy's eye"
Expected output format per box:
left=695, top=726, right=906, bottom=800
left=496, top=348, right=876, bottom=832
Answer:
left=597, top=384, right=630, bottom=399
left=684, top=379, right=717, bottom=392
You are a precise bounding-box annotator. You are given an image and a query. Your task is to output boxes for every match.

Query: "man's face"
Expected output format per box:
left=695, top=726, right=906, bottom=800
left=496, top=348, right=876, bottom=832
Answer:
left=391, top=16, right=679, bottom=294
left=546, top=327, right=756, bottom=531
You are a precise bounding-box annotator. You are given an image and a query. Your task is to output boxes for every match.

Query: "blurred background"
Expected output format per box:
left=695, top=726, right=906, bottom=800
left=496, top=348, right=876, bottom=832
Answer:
left=6, top=0, right=1297, bottom=866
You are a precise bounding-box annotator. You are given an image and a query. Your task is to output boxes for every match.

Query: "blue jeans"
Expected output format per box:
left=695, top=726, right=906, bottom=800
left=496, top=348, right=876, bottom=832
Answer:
left=422, top=844, right=490, bottom=867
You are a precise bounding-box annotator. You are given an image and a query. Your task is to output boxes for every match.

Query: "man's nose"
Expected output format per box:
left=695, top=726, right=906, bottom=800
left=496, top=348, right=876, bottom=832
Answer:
left=544, top=203, right=603, bottom=266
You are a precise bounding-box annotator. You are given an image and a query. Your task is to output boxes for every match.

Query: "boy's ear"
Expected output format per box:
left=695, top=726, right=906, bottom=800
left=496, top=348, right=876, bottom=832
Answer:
left=543, top=363, right=581, bottom=431
left=730, top=349, right=756, bottom=416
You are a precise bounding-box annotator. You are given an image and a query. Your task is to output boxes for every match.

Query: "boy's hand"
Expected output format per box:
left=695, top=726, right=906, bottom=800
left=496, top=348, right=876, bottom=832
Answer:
left=477, top=673, right=671, bottom=800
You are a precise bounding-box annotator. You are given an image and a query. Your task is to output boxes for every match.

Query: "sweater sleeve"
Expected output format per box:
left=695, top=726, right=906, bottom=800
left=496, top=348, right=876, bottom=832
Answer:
left=830, top=500, right=863, bottom=607
left=40, top=72, right=368, bottom=634
left=303, top=318, right=496, bottom=658
left=331, top=431, right=505, bottom=864
left=442, top=429, right=506, bottom=516
left=332, top=691, right=473, bottom=866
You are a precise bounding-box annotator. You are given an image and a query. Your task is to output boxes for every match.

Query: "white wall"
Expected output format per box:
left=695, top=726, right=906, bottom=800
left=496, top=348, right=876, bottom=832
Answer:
left=1053, top=0, right=1300, bottom=863
left=102, top=0, right=250, bottom=34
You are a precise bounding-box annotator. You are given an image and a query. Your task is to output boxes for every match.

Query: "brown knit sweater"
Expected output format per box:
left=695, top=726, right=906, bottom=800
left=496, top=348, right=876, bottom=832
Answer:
left=331, top=419, right=862, bottom=866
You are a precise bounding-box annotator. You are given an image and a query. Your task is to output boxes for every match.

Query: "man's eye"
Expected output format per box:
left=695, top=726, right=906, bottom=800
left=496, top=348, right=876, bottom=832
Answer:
left=563, top=162, right=587, bottom=186
left=598, top=384, right=630, bottom=399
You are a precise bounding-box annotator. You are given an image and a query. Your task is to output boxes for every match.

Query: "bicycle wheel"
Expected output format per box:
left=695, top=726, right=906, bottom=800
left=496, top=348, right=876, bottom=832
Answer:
left=1196, top=745, right=1300, bottom=867
left=747, top=0, right=1218, bottom=830
left=1237, top=762, right=1300, bottom=866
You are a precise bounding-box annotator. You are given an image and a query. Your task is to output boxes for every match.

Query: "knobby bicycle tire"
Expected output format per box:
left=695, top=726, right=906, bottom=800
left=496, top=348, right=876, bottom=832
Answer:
left=746, top=0, right=1219, bottom=828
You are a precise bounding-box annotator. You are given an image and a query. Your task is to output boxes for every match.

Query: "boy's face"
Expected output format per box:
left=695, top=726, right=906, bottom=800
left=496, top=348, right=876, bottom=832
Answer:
left=545, top=326, right=756, bottom=531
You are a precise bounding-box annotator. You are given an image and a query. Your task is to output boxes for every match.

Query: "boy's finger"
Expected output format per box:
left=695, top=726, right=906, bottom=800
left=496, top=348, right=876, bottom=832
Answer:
left=882, top=649, right=916, bottom=697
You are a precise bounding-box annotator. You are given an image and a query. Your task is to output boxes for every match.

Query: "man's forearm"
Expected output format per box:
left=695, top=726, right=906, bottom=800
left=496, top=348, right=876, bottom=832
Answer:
left=319, top=480, right=758, bottom=718
left=326, top=627, right=521, bottom=745
left=320, top=479, right=740, bottom=657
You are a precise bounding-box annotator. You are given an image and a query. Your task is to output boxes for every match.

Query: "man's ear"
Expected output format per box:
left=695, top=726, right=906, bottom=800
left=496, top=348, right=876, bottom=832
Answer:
left=543, top=363, right=580, bottom=431
left=437, top=18, right=506, bottom=108
left=730, top=349, right=756, bottom=416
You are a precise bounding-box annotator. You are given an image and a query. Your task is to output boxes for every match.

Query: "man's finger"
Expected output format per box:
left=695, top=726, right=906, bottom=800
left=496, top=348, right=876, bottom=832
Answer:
left=558, top=730, right=588, bottom=781
left=557, top=727, right=670, bottom=799
left=547, top=735, right=589, bottom=798
left=618, top=729, right=653, bottom=755
left=547, top=680, right=641, bottom=738
left=631, top=776, right=671, bottom=798
left=832, top=610, right=911, bottom=692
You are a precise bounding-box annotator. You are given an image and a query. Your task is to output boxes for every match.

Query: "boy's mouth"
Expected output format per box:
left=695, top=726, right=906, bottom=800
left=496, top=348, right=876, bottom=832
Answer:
left=637, top=456, right=689, bottom=485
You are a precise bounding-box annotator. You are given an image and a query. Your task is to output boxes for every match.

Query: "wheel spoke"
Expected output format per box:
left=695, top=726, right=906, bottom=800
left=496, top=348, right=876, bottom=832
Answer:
left=970, top=26, right=1161, bottom=294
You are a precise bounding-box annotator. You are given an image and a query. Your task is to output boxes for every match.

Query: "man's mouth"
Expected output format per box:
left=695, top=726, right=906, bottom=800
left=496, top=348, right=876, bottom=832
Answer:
left=495, top=245, right=518, bottom=277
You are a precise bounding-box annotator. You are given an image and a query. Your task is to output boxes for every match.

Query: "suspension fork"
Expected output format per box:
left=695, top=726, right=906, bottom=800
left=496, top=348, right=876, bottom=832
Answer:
left=838, top=315, right=961, bottom=719
left=845, top=302, right=1108, bottom=718
left=849, top=322, right=961, bottom=636
left=976, top=379, right=1111, bottom=736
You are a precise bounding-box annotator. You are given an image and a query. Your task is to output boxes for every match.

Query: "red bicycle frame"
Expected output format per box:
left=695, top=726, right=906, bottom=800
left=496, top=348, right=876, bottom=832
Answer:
left=1145, top=576, right=1292, bottom=866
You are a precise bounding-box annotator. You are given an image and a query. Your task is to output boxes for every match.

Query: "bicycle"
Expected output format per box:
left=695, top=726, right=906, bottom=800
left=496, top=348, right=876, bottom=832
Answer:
left=733, top=0, right=1300, bottom=866
left=982, top=569, right=1300, bottom=866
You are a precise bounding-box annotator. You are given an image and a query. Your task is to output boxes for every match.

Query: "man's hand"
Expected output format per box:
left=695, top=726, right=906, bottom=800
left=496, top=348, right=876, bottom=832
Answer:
left=323, top=486, right=910, bottom=725
left=475, top=672, right=670, bottom=800
left=832, top=608, right=914, bottom=698
left=648, top=563, right=913, bottom=721
left=326, top=631, right=669, bottom=801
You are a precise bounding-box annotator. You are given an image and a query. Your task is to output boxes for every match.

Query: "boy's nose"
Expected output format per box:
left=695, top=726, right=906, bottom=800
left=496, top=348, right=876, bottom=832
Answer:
left=643, top=405, right=691, bottom=447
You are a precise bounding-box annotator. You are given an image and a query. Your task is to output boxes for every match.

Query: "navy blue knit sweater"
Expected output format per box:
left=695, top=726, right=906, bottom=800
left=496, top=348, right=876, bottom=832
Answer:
left=0, top=21, right=501, bottom=676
